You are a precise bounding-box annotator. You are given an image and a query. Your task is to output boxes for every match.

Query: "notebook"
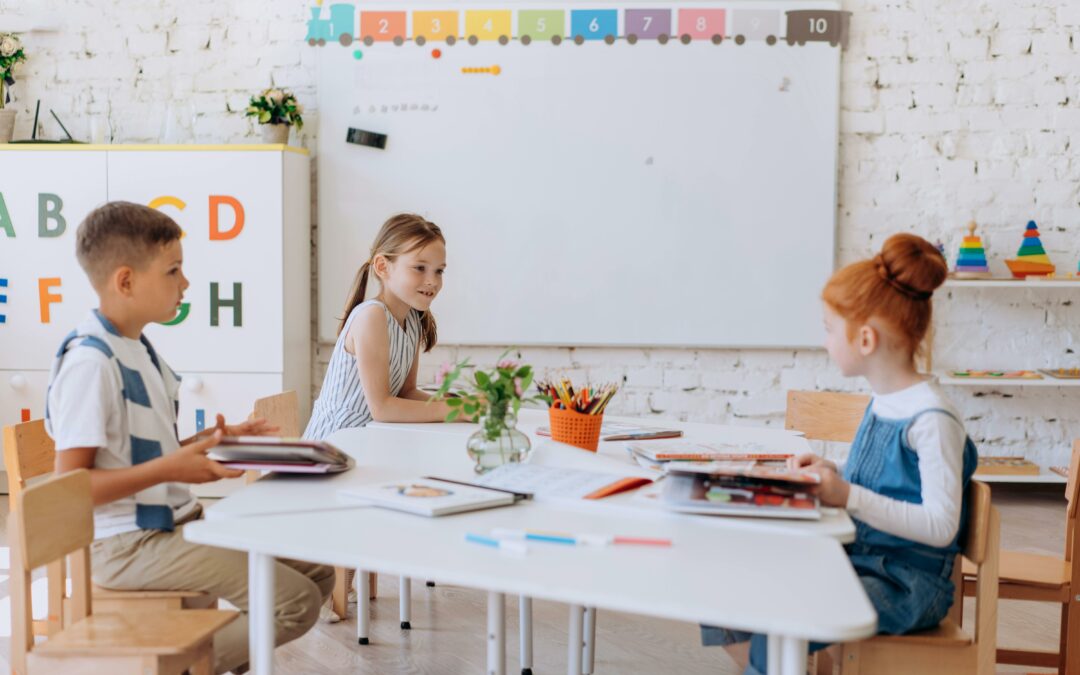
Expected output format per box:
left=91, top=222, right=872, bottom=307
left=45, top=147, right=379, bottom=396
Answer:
left=338, top=478, right=518, bottom=516
left=475, top=463, right=652, bottom=500
left=626, top=440, right=793, bottom=463
left=536, top=422, right=683, bottom=441
left=209, top=437, right=354, bottom=474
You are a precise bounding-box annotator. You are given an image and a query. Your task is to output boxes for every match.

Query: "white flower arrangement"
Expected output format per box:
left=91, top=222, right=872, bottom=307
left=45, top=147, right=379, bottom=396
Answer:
left=0, top=32, right=27, bottom=110
left=245, top=88, right=303, bottom=129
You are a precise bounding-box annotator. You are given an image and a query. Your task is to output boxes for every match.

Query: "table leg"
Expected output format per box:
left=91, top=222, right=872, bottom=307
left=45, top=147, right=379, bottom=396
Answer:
left=520, top=595, right=533, bottom=675
left=487, top=591, right=506, bottom=675
left=400, top=576, right=412, bottom=629
left=778, top=636, right=808, bottom=675
left=767, top=635, right=780, bottom=675
left=357, top=569, right=371, bottom=645
left=582, top=607, right=596, bottom=674
left=249, top=552, right=275, bottom=675
left=567, top=605, right=584, bottom=675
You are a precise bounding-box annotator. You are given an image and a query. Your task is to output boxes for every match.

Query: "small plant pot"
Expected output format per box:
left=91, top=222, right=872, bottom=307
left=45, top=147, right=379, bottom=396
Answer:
left=0, top=109, right=16, bottom=144
left=261, top=123, right=290, bottom=144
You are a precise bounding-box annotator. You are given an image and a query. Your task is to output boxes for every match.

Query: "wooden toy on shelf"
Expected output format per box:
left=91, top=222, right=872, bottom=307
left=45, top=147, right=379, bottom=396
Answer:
left=1050, top=465, right=1069, bottom=478
left=1005, top=220, right=1055, bottom=278
left=949, top=370, right=1043, bottom=380
left=976, top=456, right=1040, bottom=476
left=1039, top=368, right=1080, bottom=379
left=952, top=221, right=992, bottom=279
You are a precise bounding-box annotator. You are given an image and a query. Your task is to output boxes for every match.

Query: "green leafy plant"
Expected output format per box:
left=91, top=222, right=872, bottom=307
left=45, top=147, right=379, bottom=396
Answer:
left=433, top=351, right=548, bottom=441
left=244, top=88, right=304, bottom=129
left=0, top=32, right=27, bottom=111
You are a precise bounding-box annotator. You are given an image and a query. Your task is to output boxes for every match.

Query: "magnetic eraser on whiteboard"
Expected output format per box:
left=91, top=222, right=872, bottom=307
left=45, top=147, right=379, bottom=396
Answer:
left=346, top=128, right=388, bottom=149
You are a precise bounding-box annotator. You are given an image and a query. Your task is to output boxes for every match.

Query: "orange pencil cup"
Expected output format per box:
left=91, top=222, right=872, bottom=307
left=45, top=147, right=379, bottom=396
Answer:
left=548, top=406, right=604, bottom=452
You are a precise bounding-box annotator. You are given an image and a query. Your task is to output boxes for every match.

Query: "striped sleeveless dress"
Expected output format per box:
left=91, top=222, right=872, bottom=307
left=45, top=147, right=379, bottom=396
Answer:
left=303, top=299, right=421, bottom=440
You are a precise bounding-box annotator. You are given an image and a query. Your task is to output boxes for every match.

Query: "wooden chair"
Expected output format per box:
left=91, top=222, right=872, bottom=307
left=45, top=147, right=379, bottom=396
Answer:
left=3, top=420, right=207, bottom=637
left=960, top=440, right=1080, bottom=673
left=246, top=391, right=377, bottom=619
left=10, top=469, right=238, bottom=675
left=833, top=481, right=1000, bottom=674
left=784, top=390, right=870, bottom=443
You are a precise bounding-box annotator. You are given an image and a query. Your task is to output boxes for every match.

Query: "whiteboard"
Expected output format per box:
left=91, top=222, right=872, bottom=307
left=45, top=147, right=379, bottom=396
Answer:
left=316, top=0, right=841, bottom=347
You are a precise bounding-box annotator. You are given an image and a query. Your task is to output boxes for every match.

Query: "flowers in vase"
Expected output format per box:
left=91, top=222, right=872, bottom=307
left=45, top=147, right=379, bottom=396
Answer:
left=0, top=33, right=27, bottom=109
left=245, top=88, right=304, bottom=129
left=433, top=351, right=547, bottom=441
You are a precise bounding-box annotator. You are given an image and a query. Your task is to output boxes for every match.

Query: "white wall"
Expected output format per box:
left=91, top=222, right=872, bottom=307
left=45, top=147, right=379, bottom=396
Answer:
left=5, top=0, right=1080, bottom=465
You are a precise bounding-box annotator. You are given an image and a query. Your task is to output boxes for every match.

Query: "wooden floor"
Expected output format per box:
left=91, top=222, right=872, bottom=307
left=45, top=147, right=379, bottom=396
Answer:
left=0, top=485, right=1068, bottom=673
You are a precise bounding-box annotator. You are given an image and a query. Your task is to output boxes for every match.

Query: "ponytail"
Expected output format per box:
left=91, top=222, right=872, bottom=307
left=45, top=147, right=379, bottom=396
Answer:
left=338, top=213, right=447, bottom=346
left=419, top=310, right=438, bottom=353
left=337, top=261, right=372, bottom=336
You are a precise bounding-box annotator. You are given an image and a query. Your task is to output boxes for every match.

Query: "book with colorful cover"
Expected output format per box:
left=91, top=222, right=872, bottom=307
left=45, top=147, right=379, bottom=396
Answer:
left=210, top=436, right=354, bottom=474
left=626, top=440, right=793, bottom=464
left=337, top=478, right=517, bottom=516
left=661, top=473, right=820, bottom=520
left=536, top=422, right=683, bottom=441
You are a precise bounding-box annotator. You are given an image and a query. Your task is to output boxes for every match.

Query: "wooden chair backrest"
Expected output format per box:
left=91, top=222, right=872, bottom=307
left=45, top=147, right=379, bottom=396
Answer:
left=1065, top=441, right=1080, bottom=564
left=252, top=390, right=300, bottom=438
left=962, top=480, right=999, bottom=671
left=784, top=390, right=870, bottom=443
left=3, top=419, right=57, bottom=505
left=10, top=470, right=95, bottom=675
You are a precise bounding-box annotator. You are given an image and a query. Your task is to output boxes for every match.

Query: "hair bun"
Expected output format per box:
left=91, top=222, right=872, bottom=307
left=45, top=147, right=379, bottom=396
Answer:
left=878, top=233, right=948, bottom=300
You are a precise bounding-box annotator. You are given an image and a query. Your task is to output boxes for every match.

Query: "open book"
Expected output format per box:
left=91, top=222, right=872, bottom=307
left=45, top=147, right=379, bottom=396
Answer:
left=338, top=478, right=518, bottom=516
left=209, top=437, right=354, bottom=474
left=661, top=463, right=821, bottom=520
left=475, top=463, right=652, bottom=500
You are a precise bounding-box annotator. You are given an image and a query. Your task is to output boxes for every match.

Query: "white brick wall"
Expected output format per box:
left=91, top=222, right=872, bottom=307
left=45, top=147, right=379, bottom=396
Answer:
left=6, top=0, right=1080, bottom=465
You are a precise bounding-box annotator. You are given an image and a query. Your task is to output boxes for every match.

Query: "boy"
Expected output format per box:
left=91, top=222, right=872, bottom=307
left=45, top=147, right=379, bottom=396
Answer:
left=48, top=201, right=334, bottom=674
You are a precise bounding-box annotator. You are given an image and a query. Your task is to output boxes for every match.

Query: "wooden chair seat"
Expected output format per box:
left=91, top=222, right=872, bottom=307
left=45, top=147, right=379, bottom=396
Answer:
left=961, top=550, right=1067, bottom=589
left=860, top=618, right=971, bottom=648
left=35, top=609, right=237, bottom=657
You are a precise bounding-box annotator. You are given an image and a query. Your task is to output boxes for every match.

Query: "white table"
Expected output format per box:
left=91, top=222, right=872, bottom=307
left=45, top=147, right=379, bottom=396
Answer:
left=187, top=494, right=875, bottom=675
left=194, top=412, right=868, bottom=669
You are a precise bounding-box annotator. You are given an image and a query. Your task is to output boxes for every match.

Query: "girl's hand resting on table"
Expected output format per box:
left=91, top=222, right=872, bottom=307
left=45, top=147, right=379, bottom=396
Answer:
left=788, top=453, right=849, bottom=507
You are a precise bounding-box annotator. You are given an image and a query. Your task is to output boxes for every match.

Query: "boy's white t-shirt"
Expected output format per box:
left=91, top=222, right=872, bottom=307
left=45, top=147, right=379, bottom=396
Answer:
left=48, top=337, right=197, bottom=540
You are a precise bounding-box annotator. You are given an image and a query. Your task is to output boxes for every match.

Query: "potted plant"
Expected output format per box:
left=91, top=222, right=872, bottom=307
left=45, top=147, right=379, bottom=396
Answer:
left=433, top=351, right=548, bottom=473
left=245, top=88, right=303, bottom=144
left=0, top=32, right=27, bottom=144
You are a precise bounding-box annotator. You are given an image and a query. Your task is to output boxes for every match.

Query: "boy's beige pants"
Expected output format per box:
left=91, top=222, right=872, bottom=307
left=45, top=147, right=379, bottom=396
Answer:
left=91, top=505, right=335, bottom=674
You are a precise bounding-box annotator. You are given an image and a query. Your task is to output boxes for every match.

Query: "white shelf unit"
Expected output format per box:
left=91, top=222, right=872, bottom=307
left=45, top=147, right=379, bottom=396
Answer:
left=938, top=376, right=1080, bottom=387
left=945, top=278, right=1080, bottom=288
left=941, top=277, right=1079, bottom=483
left=975, top=472, right=1066, bottom=484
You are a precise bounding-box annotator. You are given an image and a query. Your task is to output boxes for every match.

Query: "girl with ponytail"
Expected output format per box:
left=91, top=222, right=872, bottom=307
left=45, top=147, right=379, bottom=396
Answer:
left=705, top=234, right=980, bottom=674
left=304, top=214, right=456, bottom=440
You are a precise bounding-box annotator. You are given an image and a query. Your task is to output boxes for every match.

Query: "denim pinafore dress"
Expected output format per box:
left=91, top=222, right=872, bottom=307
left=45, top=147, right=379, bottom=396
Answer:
left=705, top=405, right=978, bottom=675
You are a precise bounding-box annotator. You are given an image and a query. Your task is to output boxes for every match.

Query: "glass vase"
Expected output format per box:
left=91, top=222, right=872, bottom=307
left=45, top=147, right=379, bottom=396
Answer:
left=466, top=409, right=531, bottom=473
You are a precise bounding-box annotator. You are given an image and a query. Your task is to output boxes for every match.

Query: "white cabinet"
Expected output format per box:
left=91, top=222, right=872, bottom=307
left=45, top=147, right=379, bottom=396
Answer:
left=0, top=145, right=311, bottom=494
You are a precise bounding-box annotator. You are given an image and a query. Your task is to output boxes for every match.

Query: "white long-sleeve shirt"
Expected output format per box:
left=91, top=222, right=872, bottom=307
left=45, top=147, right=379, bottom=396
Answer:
left=843, top=380, right=967, bottom=548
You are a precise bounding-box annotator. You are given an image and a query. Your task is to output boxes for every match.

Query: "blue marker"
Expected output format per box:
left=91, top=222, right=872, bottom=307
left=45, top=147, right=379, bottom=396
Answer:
left=465, top=533, right=528, bottom=554
left=195, top=408, right=206, bottom=432
left=0, top=277, right=7, bottom=324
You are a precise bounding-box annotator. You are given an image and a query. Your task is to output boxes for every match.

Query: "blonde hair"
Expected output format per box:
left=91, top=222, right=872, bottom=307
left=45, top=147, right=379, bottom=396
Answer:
left=338, top=213, right=445, bottom=352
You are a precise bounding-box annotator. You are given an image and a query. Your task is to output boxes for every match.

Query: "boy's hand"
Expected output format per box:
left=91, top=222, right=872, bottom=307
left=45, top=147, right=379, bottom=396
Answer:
left=813, top=464, right=851, bottom=508
left=212, top=413, right=280, bottom=438
left=788, top=453, right=837, bottom=473
left=164, top=430, right=244, bottom=483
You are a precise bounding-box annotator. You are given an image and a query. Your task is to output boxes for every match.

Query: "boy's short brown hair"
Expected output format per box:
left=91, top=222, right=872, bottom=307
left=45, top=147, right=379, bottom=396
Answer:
left=76, top=202, right=183, bottom=288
